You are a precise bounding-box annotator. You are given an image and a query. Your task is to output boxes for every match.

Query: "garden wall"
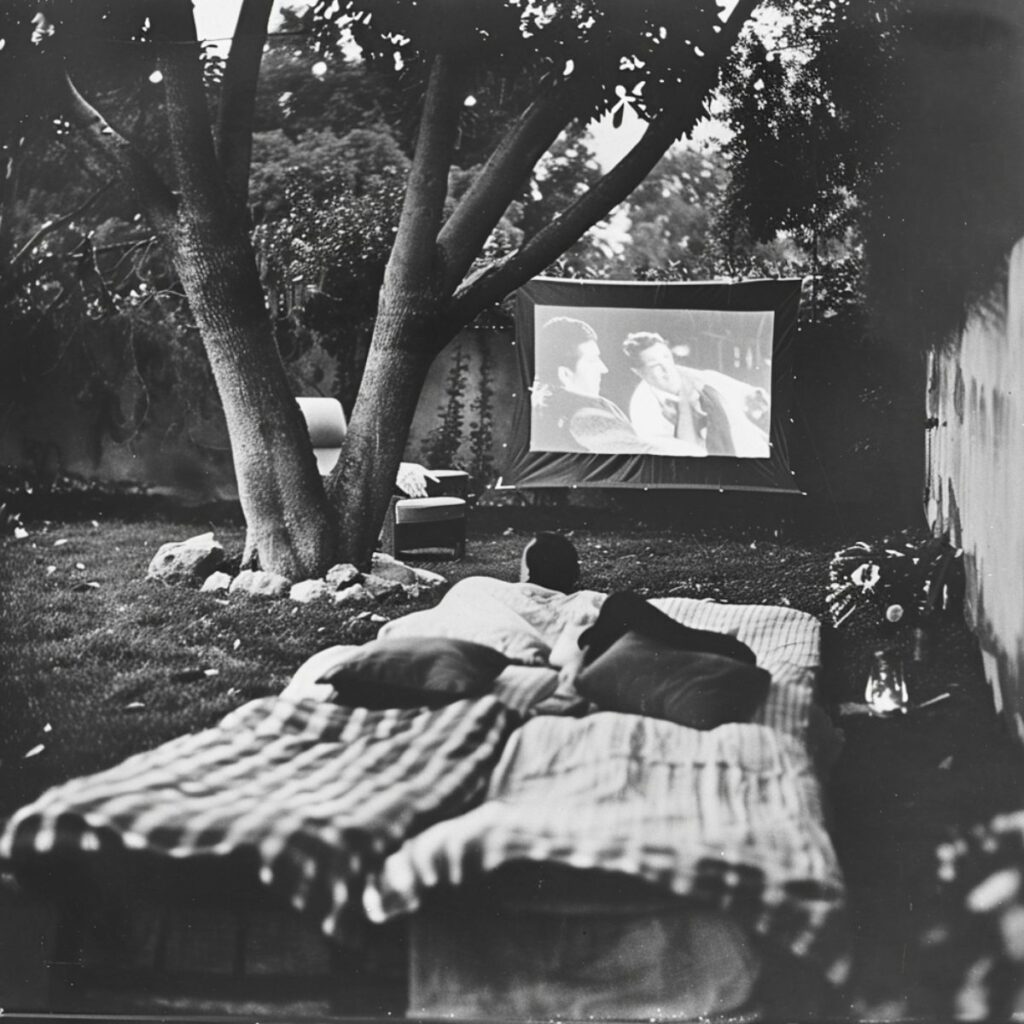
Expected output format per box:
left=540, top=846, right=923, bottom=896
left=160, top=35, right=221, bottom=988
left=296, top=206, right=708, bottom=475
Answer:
left=925, top=240, right=1024, bottom=739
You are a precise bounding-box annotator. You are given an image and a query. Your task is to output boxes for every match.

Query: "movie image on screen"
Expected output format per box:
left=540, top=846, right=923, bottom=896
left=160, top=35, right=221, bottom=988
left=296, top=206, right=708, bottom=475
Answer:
left=530, top=305, right=772, bottom=459
left=502, top=277, right=803, bottom=495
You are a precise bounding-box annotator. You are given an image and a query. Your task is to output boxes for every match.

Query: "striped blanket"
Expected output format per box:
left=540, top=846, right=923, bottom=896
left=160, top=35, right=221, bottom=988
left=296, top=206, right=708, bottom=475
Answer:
left=365, top=711, right=851, bottom=986
left=0, top=588, right=846, bottom=986
left=0, top=695, right=516, bottom=943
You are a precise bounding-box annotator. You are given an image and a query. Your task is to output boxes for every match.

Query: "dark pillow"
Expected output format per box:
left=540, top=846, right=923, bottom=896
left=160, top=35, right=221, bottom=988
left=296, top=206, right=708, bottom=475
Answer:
left=325, top=637, right=509, bottom=709
left=575, top=630, right=771, bottom=730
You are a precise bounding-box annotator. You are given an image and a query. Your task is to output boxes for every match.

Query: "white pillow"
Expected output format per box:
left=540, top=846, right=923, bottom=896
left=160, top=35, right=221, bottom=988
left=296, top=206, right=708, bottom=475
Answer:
left=377, top=608, right=551, bottom=666
left=283, top=645, right=360, bottom=702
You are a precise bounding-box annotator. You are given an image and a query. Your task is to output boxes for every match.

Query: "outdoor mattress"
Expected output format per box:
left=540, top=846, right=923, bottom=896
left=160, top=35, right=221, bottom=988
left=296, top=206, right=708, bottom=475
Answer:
left=0, top=581, right=849, bottom=1017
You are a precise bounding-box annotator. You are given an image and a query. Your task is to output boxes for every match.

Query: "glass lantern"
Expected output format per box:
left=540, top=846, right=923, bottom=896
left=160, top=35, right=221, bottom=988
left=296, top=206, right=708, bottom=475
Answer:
left=864, top=649, right=910, bottom=716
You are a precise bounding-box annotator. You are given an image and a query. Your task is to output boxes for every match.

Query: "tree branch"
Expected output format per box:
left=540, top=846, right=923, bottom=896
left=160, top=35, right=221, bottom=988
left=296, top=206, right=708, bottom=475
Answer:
left=12, top=182, right=114, bottom=268
left=150, top=0, right=228, bottom=223
left=216, top=0, right=274, bottom=213
left=384, top=54, right=466, bottom=295
left=60, top=75, right=178, bottom=233
left=436, top=75, right=592, bottom=294
left=445, top=0, right=762, bottom=329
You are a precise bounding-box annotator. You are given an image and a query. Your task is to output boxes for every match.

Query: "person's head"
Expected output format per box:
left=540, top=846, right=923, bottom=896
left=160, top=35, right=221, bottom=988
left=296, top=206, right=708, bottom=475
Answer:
left=519, top=532, right=580, bottom=593
left=535, top=317, right=608, bottom=397
left=622, top=331, right=680, bottom=393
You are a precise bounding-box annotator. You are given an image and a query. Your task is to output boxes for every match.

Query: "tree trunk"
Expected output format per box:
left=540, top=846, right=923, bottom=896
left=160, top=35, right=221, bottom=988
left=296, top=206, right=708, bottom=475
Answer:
left=330, top=296, right=442, bottom=567
left=171, top=212, right=338, bottom=579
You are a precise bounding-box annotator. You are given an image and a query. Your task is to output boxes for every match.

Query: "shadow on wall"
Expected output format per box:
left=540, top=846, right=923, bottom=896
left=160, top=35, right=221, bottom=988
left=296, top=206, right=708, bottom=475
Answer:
left=885, top=0, right=1024, bottom=732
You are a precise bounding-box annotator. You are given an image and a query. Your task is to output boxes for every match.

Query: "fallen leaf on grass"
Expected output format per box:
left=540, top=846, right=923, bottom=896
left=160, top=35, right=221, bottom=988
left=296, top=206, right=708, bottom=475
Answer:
left=352, top=611, right=387, bottom=624
left=45, top=566, right=56, bottom=575
left=70, top=581, right=101, bottom=592
left=23, top=744, right=45, bottom=759
left=125, top=702, right=146, bottom=711
left=939, top=756, right=954, bottom=770
left=204, top=668, right=220, bottom=677
left=74, top=562, right=85, bottom=570
left=232, top=638, right=241, bottom=650
left=170, top=668, right=208, bottom=683
left=14, top=527, right=28, bottom=540
left=54, top=538, right=68, bottom=547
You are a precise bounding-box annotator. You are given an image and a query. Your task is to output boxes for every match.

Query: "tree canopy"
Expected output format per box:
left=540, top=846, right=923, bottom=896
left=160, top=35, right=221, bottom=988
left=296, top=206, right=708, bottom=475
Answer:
left=4, top=0, right=830, bottom=575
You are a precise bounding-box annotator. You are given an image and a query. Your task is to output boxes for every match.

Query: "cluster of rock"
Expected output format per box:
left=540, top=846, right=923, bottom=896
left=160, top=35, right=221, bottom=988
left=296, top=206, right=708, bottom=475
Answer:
left=146, top=532, right=447, bottom=607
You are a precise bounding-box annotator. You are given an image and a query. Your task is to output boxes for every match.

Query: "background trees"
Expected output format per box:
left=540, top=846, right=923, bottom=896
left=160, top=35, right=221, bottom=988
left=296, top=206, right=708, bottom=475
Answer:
left=6, top=0, right=897, bottom=574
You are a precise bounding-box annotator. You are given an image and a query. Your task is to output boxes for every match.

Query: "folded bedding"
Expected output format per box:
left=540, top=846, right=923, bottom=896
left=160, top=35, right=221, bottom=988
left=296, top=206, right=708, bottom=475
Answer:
left=365, top=710, right=851, bottom=987
left=0, top=695, right=516, bottom=944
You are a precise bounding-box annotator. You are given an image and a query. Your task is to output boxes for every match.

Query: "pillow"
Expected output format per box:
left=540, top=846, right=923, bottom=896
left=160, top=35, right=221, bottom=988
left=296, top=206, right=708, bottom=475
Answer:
left=321, top=637, right=509, bottom=709
left=575, top=630, right=771, bottom=730
left=284, top=644, right=361, bottom=702
left=378, top=607, right=551, bottom=666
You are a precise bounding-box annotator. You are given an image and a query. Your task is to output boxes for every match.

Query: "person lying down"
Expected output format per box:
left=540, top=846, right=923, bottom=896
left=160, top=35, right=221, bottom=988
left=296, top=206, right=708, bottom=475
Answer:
left=284, top=533, right=770, bottom=729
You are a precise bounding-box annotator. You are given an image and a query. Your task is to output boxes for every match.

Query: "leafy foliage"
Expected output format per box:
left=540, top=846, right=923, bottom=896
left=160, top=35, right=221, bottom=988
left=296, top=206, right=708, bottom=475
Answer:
left=718, top=1, right=898, bottom=250
left=420, top=343, right=471, bottom=472
left=312, top=0, right=723, bottom=124
left=253, top=128, right=408, bottom=301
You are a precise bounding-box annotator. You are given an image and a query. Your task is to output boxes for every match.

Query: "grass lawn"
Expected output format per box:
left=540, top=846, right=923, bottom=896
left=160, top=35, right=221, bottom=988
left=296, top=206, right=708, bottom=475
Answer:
left=0, top=500, right=843, bottom=818
left=2, top=496, right=1024, bottom=1016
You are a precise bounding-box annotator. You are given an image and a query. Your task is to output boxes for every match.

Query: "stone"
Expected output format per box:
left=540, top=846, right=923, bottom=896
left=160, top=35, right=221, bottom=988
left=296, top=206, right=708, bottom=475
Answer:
left=147, top=533, right=224, bottom=586
left=200, top=571, right=232, bottom=594
left=332, top=583, right=374, bottom=608
left=229, top=569, right=291, bottom=600
left=410, top=565, right=447, bottom=589
left=290, top=579, right=334, bottom=604
left=369, top=552, right=419, bottom=585
left=369, top=554, right=447, bottom=590
left=325, top=563, right=361, bottom=589
left=362, top=573, right=405, bottom=602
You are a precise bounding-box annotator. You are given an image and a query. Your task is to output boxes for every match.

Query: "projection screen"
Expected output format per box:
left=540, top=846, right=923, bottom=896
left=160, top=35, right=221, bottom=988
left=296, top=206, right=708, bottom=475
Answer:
left=501, top=276, right=803, bottom=493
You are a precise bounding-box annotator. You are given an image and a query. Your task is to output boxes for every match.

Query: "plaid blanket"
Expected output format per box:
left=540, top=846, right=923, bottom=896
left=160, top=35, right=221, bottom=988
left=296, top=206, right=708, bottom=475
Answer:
left=365, top=711, right=851, bottom=986
left=0, top=695, right=515, bottom=943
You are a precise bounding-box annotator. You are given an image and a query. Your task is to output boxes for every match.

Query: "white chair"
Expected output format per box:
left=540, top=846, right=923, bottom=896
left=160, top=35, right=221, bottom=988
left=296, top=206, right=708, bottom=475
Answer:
left=296, top=398, right=468, bottom=560
left=296, top=397, right=347, bottom=475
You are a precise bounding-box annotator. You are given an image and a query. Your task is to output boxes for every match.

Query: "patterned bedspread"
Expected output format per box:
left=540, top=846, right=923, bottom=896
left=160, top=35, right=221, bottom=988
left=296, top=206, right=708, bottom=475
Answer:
left=365, top=711, right=851, bottom=986
left=0, top=586, right=849, bottom=988
left=0, top=695, right=515, bottom=943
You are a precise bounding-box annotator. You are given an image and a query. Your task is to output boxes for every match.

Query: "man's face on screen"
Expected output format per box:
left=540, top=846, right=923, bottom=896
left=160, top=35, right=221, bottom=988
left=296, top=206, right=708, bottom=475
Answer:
left=560, top=340, right=608, bottom=397
left=635, top=341, right=679, bottom=394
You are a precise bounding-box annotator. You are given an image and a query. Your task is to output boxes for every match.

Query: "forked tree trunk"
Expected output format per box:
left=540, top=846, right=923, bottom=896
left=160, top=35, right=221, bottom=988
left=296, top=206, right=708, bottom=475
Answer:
left=171, top=213, right=339, bottom=579
left=330, top=297, right=442, bottom=567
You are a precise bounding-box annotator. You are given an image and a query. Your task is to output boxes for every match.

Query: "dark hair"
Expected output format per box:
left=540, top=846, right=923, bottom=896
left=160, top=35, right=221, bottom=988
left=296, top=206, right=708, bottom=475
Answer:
left=621, top=330, right=670, bottom=369
left=534, top=317, right=598, bottom=389
left=523, top=532, right=580, bottom=593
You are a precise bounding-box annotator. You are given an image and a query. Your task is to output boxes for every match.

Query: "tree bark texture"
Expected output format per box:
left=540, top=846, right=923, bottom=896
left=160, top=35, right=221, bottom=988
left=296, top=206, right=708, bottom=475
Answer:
left=330, top=300, right=440, bottom=567
left=327, top=55, right=464, bottom=566
left=171, top=213, right=338, bottom=579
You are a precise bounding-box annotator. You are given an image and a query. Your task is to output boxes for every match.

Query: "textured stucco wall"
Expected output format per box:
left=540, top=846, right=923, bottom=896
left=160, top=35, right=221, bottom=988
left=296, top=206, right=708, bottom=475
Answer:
left=926, top=241, right=1024, bottom=738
